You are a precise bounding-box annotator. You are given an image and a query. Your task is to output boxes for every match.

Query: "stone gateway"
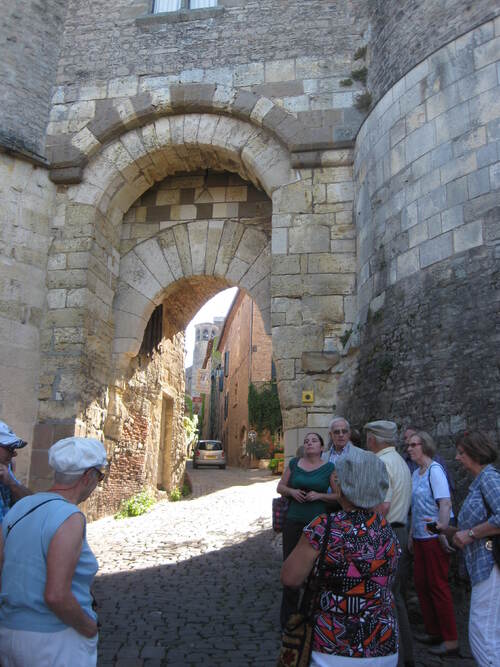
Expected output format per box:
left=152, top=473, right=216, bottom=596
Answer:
left=1, top=0, right=499, bottom=516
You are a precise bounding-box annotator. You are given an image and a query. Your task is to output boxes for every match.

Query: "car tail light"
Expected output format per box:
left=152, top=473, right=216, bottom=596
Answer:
left=221, top=451, right=225, bottom=458
left=195, top=450, right=200, bottom=457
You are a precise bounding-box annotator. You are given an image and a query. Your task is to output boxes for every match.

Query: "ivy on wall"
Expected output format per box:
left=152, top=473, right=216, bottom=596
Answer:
left=248, top=382, right=282, bottom=435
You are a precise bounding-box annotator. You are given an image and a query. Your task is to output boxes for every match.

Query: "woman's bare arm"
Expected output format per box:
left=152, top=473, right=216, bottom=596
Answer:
left=281, top=534, right=319, bottom=587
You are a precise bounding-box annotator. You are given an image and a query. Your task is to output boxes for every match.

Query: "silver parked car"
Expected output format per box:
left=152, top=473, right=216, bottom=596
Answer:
left=193, top=440, right=226, bottom=469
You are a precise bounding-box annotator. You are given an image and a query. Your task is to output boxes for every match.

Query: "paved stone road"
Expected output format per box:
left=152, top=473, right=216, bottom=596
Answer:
left=88, top=464, right=476, bottom=667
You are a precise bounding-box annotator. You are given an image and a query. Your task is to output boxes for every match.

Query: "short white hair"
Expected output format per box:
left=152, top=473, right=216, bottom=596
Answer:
left=329, top=416, right=350, bottom=431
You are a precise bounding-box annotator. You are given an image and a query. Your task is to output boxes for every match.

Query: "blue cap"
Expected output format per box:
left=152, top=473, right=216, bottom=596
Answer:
left=0, top=420, right=27, bottom=448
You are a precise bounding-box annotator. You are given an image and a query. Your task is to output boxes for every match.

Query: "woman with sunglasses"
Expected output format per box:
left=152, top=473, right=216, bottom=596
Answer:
left=277, top=431, right=338, bottom=629
left=0, top=437, right=108, bottom=667
left=407, top=430, right=458, bottom=657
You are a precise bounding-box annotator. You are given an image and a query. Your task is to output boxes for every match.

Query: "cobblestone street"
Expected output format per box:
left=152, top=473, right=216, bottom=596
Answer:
left=87, top=464, right=283, bottom=666
left=88, top=465, right=476, bottom=667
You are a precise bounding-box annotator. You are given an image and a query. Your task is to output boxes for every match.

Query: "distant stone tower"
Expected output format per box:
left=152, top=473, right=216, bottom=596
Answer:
left=187, top=317, right=225, bottom=399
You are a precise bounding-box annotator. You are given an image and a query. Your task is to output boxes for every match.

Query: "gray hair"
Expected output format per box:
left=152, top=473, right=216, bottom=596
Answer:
left=329, top=416, right=350, bottom=431
left=54, top=470, right=86, bottom=485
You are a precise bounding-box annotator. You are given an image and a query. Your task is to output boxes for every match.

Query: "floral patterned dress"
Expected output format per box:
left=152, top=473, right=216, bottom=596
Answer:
left=304, top=510, right=400, bottom=658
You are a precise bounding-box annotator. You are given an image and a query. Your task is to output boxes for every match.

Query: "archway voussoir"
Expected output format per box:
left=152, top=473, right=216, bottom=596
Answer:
left=205, top=219, right=225, bottom=276
left=157, top=230, right=184, bottom=281
left=113, top=309, right=147, bottom=341
left=113, top=283, right=156, bottom=320
left=230, top=89, right=259, bottom=121
left=88, top=98, right=126, bottom=145
left=172, top=225, right=193, bottom=277
left=225, top=257, right=250, bottom=284
left=133, top=238, right=175, bottom=288
left=187, top=220, right=209, bottom=276
left=71, top=127, right=101, bottom=160
left=119, top=251, right=163, bottom=301
left=183, top=114, right=202, bottom=146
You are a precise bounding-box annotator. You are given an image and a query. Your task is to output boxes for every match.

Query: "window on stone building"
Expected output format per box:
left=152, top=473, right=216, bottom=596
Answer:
left=202, top=329, right=209, bottom=340
left=153, top=0, right=217, bottom=12
left=224, top=351, right=230, bottom=377
left=139, top=305, right=163, bottom=356
left=224, top=392, right=229, bottom=420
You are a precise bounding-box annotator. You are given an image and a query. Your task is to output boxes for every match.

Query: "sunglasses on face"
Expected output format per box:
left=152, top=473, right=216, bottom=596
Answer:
left=332, top=429, right=349, bottom=435
left=91, top=467, right=107, bottom=482
left=407, top=442, right=421, bottom=448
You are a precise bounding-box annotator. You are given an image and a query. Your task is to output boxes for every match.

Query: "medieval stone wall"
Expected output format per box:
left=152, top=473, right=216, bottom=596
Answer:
left=367, top=0, right=500, bottom=104
left=0, top=0, right=68, bottom=157
left=350, top=19, right=500, bottom=496
left=0, top=156, right=56, bottom=483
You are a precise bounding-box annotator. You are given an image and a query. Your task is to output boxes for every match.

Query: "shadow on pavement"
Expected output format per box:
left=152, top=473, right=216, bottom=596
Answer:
left=94, top=528, right=282, bottom=667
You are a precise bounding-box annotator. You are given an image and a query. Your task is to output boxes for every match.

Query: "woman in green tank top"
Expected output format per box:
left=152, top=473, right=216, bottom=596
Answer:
left=277, top=432, right=338, bottom=628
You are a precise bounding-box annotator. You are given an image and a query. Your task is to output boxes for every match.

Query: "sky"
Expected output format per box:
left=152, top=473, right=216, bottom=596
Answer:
left=184, top=287, right=238, bottom=368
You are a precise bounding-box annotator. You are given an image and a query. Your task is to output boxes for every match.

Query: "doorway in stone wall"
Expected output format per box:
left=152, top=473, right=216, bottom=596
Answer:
left=157, top=393, right=174, bottom=491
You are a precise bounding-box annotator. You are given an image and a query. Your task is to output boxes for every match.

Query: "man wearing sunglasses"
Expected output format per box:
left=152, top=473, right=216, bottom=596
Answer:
left=0, top=420, right=32, bottom=522
left=321, top=416, right=355, bottom=465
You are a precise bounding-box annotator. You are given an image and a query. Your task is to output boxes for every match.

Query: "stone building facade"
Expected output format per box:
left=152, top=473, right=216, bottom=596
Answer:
left=1, top=0, right=499, bottom=511
left=216, top=290, right=274, bottom=466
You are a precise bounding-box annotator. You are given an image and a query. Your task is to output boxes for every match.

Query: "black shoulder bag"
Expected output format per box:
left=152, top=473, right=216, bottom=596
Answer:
left=478, top=485, right=500, bottom=568
left=276, top=513, right=332, bottom=667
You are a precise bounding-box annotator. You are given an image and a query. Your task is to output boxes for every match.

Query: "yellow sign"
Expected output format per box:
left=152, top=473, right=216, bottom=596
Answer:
left=302, top=390, right=314, bottom=404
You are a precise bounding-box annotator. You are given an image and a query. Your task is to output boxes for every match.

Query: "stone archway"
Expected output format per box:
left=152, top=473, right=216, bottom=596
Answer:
left=33, top=105, right=358, bottom=506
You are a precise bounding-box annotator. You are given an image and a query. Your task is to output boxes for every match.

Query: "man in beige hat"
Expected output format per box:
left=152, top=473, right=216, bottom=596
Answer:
left=366, top=420, right=414, bottom=667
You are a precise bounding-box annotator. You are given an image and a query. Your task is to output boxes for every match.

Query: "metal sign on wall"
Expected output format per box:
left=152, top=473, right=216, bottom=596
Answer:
left=196, top=368, right=210, bottom=394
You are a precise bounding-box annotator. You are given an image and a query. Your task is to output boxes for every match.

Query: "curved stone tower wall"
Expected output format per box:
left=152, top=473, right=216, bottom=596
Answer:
left=351, top=17, right=500, bottom=479
left=367, top=0, right=500, bottom=104
left=0, top=0, right=68, bottom=157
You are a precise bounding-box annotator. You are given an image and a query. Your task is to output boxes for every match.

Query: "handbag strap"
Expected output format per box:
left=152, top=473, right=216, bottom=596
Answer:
left=5, top=498, right=63, bottom=538
left=301, top=512, right=333, bottom=616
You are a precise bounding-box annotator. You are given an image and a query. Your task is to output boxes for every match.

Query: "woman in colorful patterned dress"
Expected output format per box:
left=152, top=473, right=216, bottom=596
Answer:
left=281, top=446, right=399, bottom=666
left=277, top=432, right=337, bottom=628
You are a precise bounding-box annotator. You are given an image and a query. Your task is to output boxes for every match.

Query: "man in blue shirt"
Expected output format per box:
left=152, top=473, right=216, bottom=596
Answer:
left=0, top=420, right=32, bottom=521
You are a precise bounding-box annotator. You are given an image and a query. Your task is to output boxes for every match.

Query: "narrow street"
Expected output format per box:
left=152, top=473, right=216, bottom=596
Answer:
left=87, top=464, right=283, bottom=666
left=88, top=464, right=475, bottom=667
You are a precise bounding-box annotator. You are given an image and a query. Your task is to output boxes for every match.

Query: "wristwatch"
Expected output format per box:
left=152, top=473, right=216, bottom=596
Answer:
left=468, top=528, right=476, bottom=539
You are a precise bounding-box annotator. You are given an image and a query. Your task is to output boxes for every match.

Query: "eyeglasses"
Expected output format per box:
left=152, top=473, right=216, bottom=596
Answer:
left=91, top=467, right=107, bottom=482
left=3, top=446, right=17, bottom=454
left=407, top=442, right=421, bottom=448
left=332, top=429, right=349, bottom=435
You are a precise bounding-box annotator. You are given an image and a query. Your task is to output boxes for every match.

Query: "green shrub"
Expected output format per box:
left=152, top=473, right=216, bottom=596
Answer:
left=169, top=487, right=182, bottom=502
left=114, top=491, right=155, bottom=519
left=340, top=78, right=353, bottom=87
left=269, top=458, right=279, bottom=472
left=182, top=483, right=191, bottom=497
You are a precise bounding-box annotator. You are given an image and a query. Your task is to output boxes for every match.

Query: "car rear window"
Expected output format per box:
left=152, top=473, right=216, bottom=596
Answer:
left=198, top=441, right=222, bottom=451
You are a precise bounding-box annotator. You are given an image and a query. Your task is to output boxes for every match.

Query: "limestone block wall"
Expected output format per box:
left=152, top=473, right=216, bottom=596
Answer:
left=0, top=156, right=56, bottom=483
left=367, top=0, right=500, bottom=104
left=50, top=0, right=367, bottom=151
left=271, top=163, right=357, bottom=452
left=351, top=19, right=500, bottom=476
left=0, top=0, right=68, bottom=157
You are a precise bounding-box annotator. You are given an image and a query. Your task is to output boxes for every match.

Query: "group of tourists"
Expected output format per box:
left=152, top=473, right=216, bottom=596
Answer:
left=277, top=417, right=500, bottom=667
left=0, top=415, right=499, bottom=667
